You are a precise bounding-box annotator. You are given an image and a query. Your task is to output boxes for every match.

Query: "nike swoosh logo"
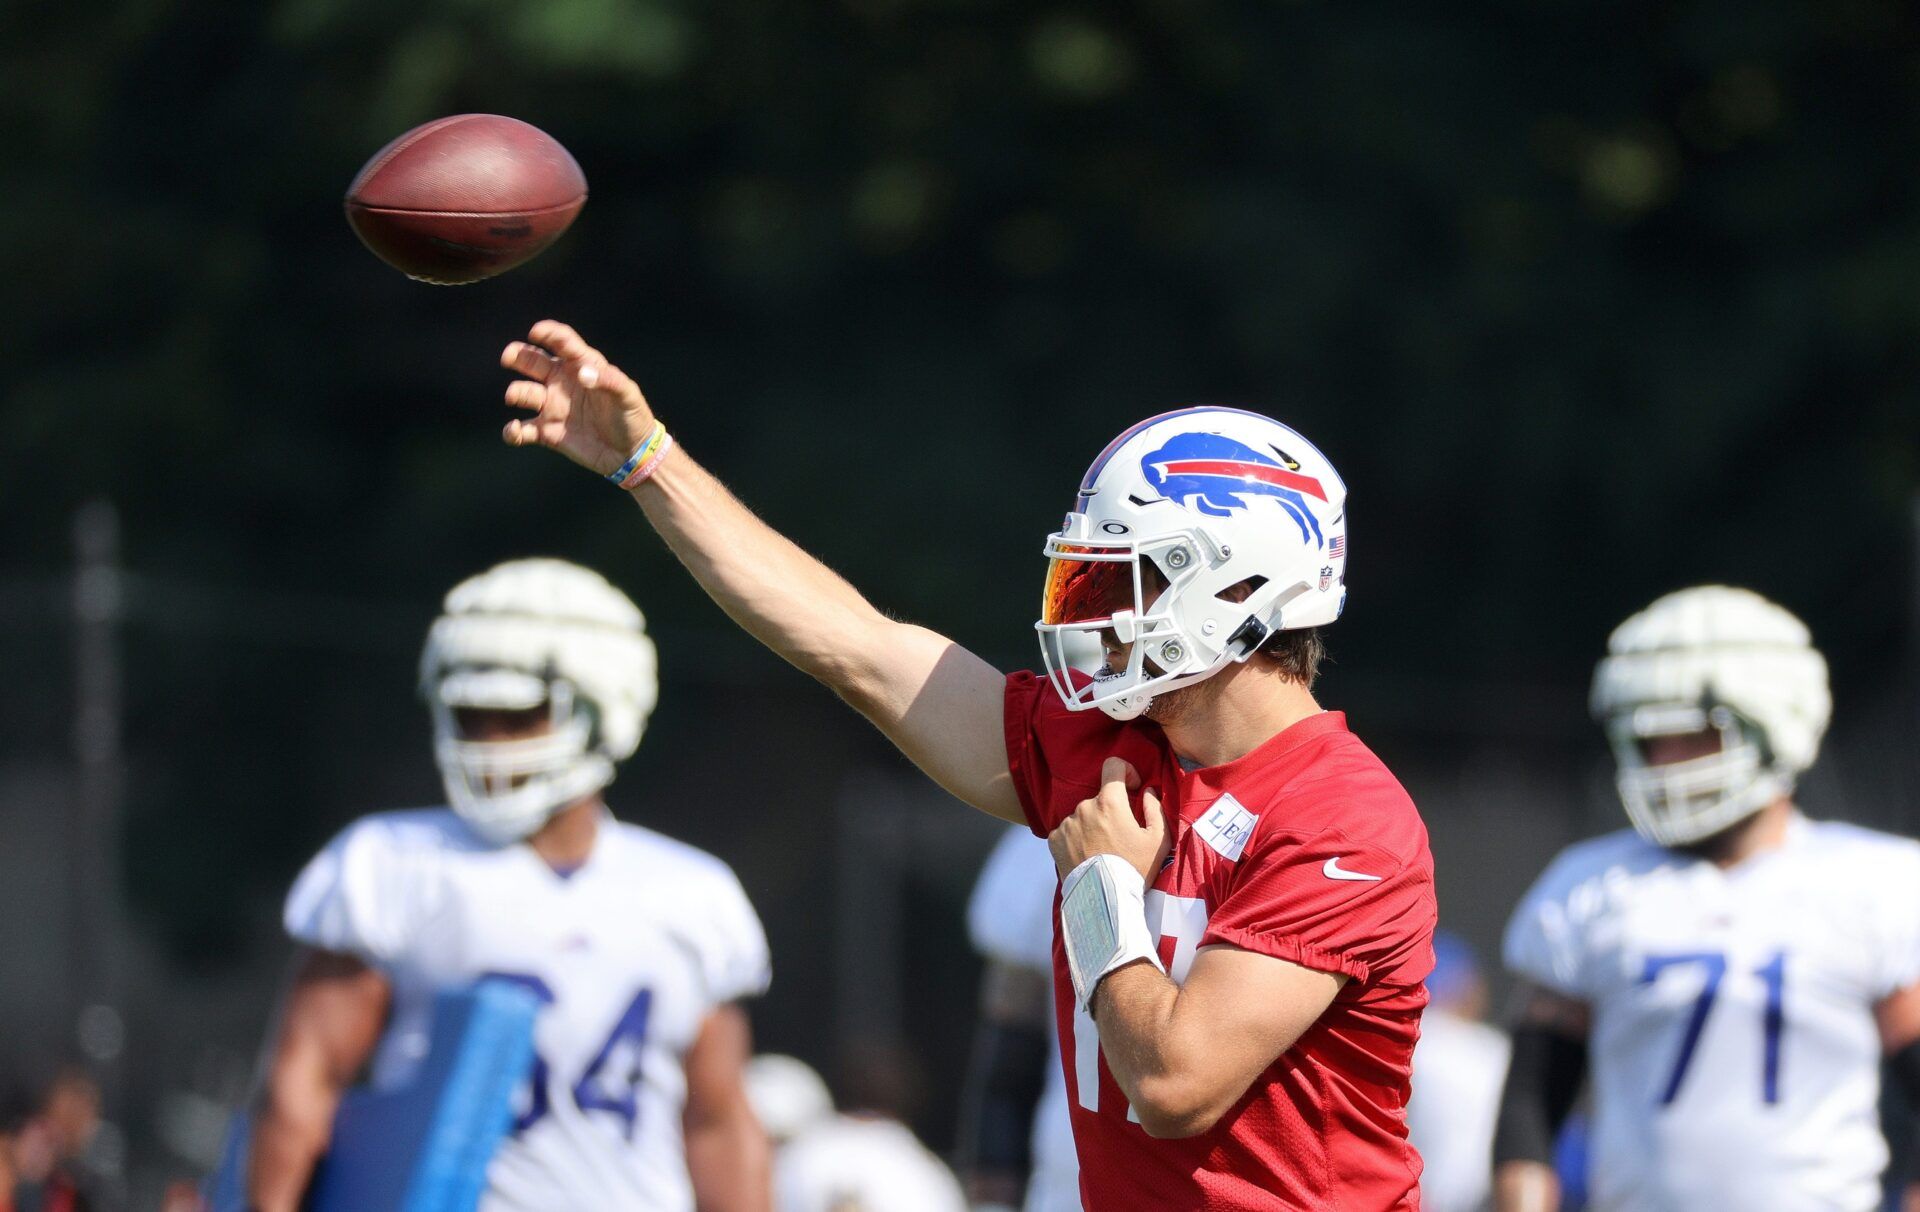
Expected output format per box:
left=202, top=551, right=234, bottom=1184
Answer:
left=1323, top=857, right=1383, bottom=882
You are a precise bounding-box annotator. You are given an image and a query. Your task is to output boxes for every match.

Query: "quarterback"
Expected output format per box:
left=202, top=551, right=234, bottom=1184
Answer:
left=1493, top=586, right=1920, bottom=1212
left=246, top=559, right=773, bottom=1212
left=495, top=321, right=1437, bottom=1209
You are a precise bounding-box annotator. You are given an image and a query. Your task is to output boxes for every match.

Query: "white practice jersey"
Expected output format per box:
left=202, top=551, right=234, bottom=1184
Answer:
left=967, top=826, right=1080, bottom=1212
left=1504, top=815, right=1920, bottom=1212
left=773, top=1115, right=967, bottom=1212
left=285, top=808, right=771, bottom=1212
left=1406, top=1008, right=1508, bottom=1212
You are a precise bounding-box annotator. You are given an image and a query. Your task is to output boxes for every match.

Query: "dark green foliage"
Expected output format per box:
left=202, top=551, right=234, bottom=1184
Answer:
left=3, top=0, right=1916, bottom=965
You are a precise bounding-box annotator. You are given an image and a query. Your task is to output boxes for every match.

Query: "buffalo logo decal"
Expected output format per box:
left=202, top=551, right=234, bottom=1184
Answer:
left=1141, top=433, right=1328, bottom=545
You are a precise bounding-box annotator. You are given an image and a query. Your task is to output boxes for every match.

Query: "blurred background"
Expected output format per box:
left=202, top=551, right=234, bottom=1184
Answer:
left=3, top=0, right=1918, bottom=1203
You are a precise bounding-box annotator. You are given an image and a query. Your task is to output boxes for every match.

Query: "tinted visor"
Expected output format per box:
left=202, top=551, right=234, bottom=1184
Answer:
left=1041, top=545, right=1134, bottom=625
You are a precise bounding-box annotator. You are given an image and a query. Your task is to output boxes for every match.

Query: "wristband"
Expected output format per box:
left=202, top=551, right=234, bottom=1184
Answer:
left=617, top=430, right=675, bottom=489
left=1059, top=854, right=1163, bottom=1012
left=605, top=421, right=670, bottom=488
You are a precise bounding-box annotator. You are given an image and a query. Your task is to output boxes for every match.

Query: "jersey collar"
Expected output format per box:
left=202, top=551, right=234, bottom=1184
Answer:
left=1177, top=710, right=1349, bottom=792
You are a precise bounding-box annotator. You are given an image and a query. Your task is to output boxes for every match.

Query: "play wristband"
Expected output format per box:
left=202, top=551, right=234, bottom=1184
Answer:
left=1059, top=854, right=1164, bottom=1012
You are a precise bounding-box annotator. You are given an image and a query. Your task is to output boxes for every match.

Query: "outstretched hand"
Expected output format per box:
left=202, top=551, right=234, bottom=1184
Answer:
left=500, top=321, right=658, bottom=478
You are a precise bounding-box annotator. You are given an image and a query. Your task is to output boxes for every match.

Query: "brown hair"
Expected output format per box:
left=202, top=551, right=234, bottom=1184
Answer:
left=1255, top=626, right=1325, bottom=686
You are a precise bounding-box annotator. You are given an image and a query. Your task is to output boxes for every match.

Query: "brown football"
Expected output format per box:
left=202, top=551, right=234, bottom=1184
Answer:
left=344, top=114, right=587, bottom=285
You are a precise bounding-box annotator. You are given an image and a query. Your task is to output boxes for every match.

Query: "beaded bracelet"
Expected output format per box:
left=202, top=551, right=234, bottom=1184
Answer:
left=604, top=421, right=668, bottom=487
left=616, top=428, right=675, bottom=490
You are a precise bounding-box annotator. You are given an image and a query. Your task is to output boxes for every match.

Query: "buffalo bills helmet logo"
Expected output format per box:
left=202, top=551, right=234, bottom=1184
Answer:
left=1142, top=433, right=1328, bottom=546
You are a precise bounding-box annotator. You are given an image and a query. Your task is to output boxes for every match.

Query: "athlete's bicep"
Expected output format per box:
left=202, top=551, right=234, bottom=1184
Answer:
left=684, top=1003, right=756, bottom=1126
left=1493, top=981, right=1590, bottom=1177
left=273, top=948, right=392, bottom=1089
left=841, top=622, right=1022, bottom=824
left=1183, top=944, right=1346, bottom=1065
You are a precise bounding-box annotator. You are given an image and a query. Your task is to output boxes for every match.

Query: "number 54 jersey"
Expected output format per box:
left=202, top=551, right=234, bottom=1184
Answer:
left=284, top=808, right=771, bottom=1212
left=1504, top=815, right=1920, bottom=1212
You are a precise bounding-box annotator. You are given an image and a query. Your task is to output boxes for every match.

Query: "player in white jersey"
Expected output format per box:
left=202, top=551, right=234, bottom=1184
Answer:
left=958, top=826, right=1081, bottom=1212
left=743, top=1053, right=966, bottom=1212
left=1407, top=932, right=1508, bottom=1212
left=1493, top=586, right=1920, bottom=1212
left=246, top=558, right=773, bottom=1212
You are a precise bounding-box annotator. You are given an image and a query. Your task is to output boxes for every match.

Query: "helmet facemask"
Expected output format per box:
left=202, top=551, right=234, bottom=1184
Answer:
left=1037, top=526, right=1292, bottom=721
left=429, top=673, right=614, bottom=844
left=1606, top=702, right=1790, bottom=847
left=1591, top=586, right=1829, bottom=850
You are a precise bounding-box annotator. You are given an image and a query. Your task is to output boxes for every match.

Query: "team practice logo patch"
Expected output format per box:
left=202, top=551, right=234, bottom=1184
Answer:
left=1195, top=794, right=1259, bottom=862
left=1142, top=433, right=1327, bottom=545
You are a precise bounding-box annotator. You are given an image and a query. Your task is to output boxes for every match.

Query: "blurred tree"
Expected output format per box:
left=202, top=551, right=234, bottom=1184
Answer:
left=1, top=0, right=1915, bottom=964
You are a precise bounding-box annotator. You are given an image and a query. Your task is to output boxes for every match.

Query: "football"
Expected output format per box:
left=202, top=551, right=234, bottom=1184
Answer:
left=344, top=114, right=587, bottom=285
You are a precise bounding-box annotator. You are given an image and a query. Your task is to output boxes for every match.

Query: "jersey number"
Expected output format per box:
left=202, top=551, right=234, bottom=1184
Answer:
left=1638, top=950, right=1786, bottom=1106
left=1073, top=892, right=1209, bottom=1115
left=480, top=972, right=655, bottom=1138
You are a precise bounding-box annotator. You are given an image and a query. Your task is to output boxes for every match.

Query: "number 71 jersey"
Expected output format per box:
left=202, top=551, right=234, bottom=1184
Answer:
left=284, top=808, right=771, bottom=1212
left=1504, top=815, right=1920, bottom=1212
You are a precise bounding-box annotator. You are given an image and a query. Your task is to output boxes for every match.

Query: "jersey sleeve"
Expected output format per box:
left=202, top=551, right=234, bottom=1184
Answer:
left=1003, top=671, right=1174, bottom=839
left=1200, top=822, right=1434, bottom=987
left=695, top=866, right=772, bottom=1004
left=967, top=826, right=1057, bottom=972
left=1501, top=849, right=1596, bottom=999
left=282, top=815, right=440, bottom=967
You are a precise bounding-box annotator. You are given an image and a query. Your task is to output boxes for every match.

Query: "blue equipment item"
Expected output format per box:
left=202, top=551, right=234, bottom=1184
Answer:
left=207, top=982, right=540, bottom=1212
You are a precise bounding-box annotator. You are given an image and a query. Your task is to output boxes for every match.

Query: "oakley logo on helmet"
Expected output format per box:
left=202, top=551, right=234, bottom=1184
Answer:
left=1141, top=432, right=1328, bottom=545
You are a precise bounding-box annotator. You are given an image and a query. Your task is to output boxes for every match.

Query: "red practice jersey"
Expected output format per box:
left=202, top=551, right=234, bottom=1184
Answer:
left=1004, top=672, right=1436, bottom=1211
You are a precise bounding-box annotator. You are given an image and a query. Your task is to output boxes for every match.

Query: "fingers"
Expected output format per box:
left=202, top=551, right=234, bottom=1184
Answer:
left=1141, top=785, right=1164, bottom=832
left=528, top=319, right=596, bottom=364
left=581, top=358, right=634, bottom=394
left=1099, top=757, right=1142, bottom=792
left=502, top=418, right=542, bottom=447
left=501, top=341, right=557, bottom=382
left=1141, top=785, right=1168, bottom=854
left=504, top=380, right=548, bottom=412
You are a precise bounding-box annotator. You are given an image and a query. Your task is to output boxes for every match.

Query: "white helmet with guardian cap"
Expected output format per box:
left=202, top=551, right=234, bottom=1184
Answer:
left=1591, top=585, right=1830, bottom=847
left=1036, top=407, right=1348, bottom=720
left=420, top=558, right=658, bottom=843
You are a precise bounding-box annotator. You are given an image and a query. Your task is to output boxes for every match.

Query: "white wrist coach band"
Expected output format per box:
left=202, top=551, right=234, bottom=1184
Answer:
left=1059, top=853, right=1164, bottom=1012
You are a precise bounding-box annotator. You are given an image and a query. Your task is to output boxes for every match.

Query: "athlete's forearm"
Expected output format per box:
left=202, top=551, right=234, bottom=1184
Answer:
left=685, top=1103, right=772, bottom=1212
left=247, top=949, right=389, bottom=1212
left=1493, top=1160, right=1561, bottom=1212
left=628, top=452, right=895, bottom=693
left=1088, top=961, right=1198, bottom=1136
left=627, top=451, right=1022, bottom=820
left=1089, top=944, right=1343, bottom=1140
left=246, top=1057, right=343, bottom=1212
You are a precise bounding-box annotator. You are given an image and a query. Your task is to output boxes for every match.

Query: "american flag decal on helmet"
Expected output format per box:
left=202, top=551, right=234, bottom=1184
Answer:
left=1329, top=535, right=1345, bottom=559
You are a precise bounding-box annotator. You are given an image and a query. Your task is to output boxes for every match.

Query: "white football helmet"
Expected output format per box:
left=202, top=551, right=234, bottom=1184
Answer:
left=1591, top=585, right=1830, bottom=847
left=743, top=1054, right=835, bottom=1146
left=1036, top=407, right=1348, bottom=719
left=420, top=559, right=658, bottom=844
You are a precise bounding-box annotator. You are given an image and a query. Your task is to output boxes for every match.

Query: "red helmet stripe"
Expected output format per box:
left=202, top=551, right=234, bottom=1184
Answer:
left=1155, top=459, right=1328, bottom=501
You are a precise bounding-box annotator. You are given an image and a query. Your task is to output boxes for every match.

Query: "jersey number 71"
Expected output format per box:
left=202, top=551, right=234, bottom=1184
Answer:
left=1639, top=950, right=1787, bottom=1106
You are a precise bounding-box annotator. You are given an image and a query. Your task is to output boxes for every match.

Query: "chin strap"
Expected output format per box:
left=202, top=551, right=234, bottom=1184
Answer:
left=1059, top=854, right=1165, bottom=1012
